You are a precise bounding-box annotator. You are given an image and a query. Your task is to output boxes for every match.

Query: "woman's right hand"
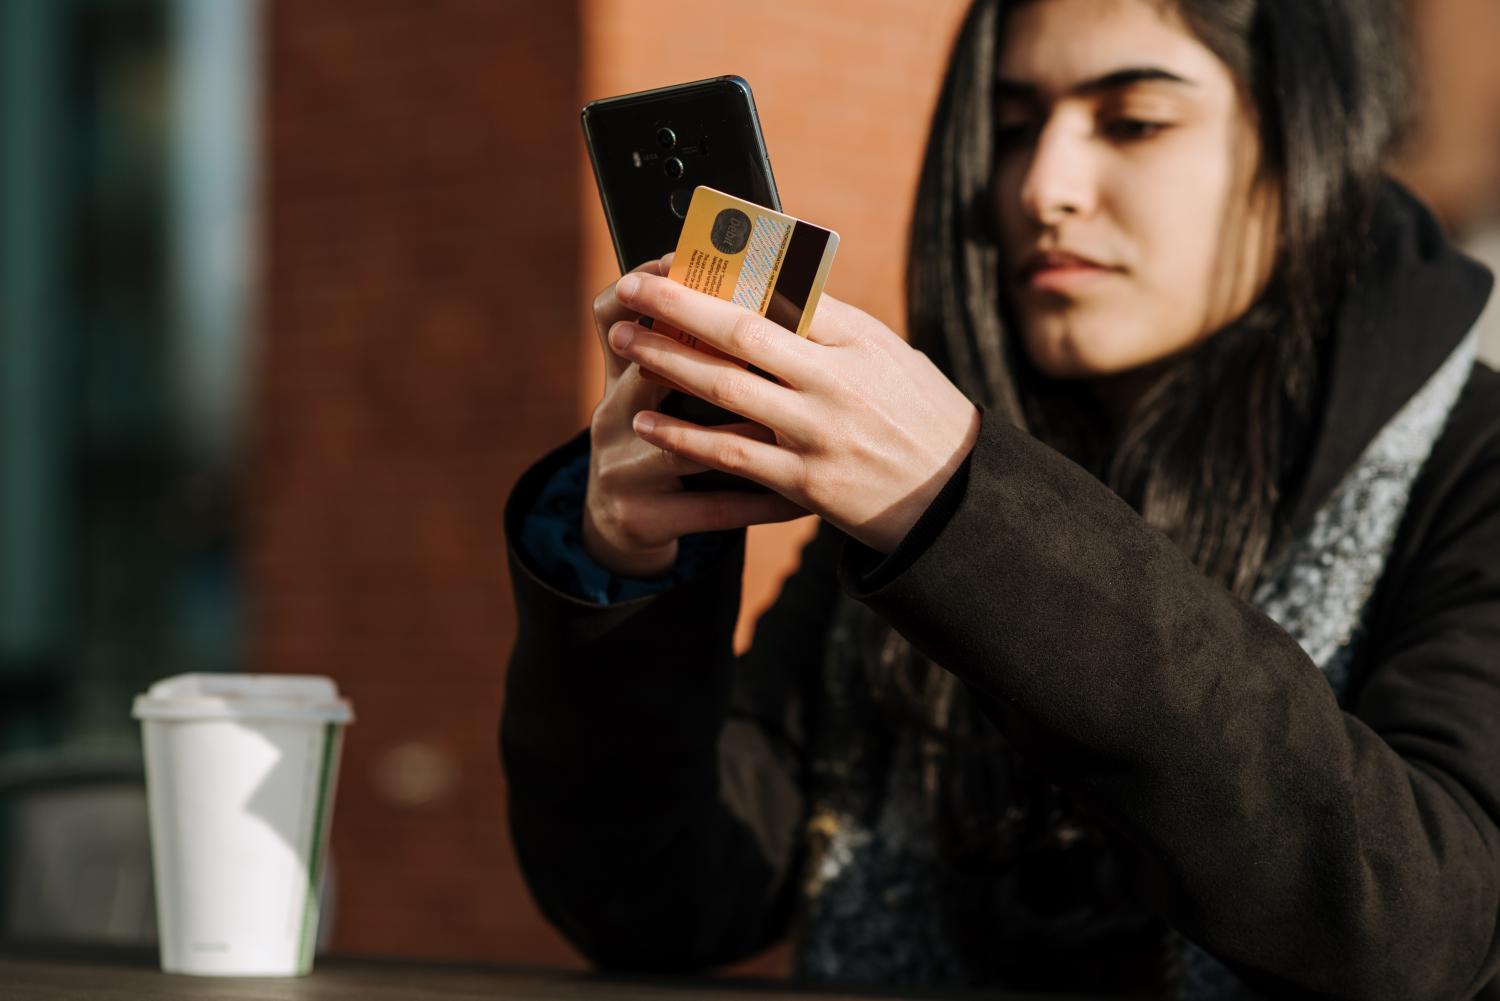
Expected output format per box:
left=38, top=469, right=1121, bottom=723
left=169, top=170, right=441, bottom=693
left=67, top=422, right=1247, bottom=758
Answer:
left=583, top=255, right=809, bottom=578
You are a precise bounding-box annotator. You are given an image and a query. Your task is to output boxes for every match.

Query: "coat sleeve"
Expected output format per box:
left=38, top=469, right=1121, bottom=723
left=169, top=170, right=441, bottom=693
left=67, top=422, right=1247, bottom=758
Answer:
left=839, top=409, right=1500, bottom=1001
left=499, top=429, right=845, bottom=972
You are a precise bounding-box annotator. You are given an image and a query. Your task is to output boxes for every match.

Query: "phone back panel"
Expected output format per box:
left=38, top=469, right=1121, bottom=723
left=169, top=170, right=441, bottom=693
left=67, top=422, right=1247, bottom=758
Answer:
left=583, top=77, right=781, bottom=274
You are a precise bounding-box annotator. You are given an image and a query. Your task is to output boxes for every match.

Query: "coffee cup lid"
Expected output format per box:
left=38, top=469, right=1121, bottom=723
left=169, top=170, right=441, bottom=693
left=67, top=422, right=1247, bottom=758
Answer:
left=132, top=673, right=354, bottom=724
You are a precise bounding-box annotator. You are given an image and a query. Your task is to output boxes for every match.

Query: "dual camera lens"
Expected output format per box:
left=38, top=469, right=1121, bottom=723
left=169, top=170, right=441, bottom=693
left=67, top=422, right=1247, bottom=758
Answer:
left=657, top=127, right=684, bottom=179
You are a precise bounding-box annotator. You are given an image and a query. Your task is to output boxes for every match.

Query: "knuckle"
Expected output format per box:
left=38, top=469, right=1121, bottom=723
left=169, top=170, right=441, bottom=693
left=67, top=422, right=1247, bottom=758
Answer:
left=715, top=435, right=751, bottom=473
left=590, top=393, right=627, bottom=440
left=648, top=440, right=677, bottom=471
left=709, top=370, right=749, bottom=410
left=592, top=454, right=622, bottom=493
left=589, top=404, right=622, bottom=453
left=728, top=314, right=769, bottom=359
left=657, top=444, right=688, bottom=473
left=653, top=280, right=681, bottom=312
left=591, top=482, right=625, bottom=531
left=611, top=498, right=653, bottom=547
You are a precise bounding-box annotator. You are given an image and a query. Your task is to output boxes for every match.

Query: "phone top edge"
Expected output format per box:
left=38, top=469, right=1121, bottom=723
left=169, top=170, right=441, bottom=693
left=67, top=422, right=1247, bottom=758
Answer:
left=580, top=75, right=780, bottom=270
left=723, top=75, right=754, bottom=98
left=580, top=74, right=754, bottom=112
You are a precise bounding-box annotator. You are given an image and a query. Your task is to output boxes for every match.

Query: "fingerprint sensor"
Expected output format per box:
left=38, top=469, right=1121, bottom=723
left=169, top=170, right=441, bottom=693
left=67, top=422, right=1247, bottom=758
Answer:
left=669, top=186, right=694, bottom=219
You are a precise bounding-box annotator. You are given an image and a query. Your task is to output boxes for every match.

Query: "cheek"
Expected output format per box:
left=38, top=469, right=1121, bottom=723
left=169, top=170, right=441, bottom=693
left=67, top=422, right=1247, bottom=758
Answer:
left=1105, top=148, right=1242, bottom=347
left=1012, top=197, right=1231, bottom=378
left=996, top=128, right=1261, bottom=378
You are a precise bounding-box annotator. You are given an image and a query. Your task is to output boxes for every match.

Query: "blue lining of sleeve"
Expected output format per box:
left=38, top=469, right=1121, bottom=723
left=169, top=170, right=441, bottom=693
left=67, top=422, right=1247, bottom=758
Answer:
left=518, top=451, right=733, bottom=604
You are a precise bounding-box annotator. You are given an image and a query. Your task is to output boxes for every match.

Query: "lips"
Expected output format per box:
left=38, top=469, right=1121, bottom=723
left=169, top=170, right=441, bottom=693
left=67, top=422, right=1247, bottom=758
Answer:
left=1019, top=249, right=1115, bottom=277
left=1017, top=248, right=1122, bottom=294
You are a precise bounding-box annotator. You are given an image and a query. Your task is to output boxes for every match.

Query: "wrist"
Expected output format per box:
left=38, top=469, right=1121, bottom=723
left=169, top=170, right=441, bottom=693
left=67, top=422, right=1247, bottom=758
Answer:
left=581, top=499, right=678, bottom=578
left=868, top=404, right=982, bottom=554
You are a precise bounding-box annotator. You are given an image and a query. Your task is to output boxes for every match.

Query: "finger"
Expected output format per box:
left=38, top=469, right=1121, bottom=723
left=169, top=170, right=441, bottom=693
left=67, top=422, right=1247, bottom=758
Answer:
left=619, top=418, right=779, bottom=485
left=710, top=420, right=779, bottom=445
left=615, top=361, right=673, bottom=413
left=633, top=409, right=803, bottom=494
left=625, top=437, right=711, bottom=480
left=640, top=362, right=779, bottom=398
left=610, top=321, right=806, bottom=432
left=613, top=272, right=820, bottom=387
left=633, top=489, right=811, bottom=539
left=594, top=258, right=672, bottom=381
left=595, top=366, right=671, bottom=459
left=638, top=362, right=694, bottom=397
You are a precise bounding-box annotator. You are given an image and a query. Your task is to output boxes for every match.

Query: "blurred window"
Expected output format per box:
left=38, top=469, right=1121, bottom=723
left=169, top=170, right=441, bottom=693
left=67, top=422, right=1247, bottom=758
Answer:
left=0, top=0, right=256, bottom=756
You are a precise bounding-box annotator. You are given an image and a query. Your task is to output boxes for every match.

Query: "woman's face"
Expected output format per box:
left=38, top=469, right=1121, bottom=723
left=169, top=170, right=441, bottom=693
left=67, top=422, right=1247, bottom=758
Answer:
left=993, top=0, right=1278, bottom=388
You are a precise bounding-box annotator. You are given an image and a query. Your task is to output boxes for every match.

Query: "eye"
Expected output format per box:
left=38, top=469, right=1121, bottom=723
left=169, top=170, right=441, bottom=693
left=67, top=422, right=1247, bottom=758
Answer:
left=1101, top=117, right=1168, bottom=142
left=995, top=120, right=1040, bottom=150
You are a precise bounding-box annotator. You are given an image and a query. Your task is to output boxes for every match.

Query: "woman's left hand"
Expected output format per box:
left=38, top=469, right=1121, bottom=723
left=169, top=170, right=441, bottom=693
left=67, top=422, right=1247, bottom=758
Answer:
left=609, top=266, right=982, bottom=555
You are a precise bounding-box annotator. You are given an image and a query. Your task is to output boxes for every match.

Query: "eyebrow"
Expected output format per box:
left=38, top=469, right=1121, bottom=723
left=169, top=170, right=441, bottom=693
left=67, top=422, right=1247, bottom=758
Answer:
left=995, top=67, right=1196, bottom=101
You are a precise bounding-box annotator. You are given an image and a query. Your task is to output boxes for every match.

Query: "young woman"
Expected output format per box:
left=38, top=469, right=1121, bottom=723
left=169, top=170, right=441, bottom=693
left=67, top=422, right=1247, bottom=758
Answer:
left=502, top=0, right=1500, bottom=996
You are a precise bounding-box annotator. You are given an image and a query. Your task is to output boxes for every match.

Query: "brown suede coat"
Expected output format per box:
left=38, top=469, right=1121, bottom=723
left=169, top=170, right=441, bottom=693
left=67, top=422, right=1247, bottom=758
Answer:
left=501, top=186, right=1500, bottom=999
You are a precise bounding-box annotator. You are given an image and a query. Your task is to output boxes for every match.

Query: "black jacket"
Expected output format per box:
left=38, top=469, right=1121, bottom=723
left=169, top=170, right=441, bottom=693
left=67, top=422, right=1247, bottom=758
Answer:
left=500, top=185, right=1500, bottom=999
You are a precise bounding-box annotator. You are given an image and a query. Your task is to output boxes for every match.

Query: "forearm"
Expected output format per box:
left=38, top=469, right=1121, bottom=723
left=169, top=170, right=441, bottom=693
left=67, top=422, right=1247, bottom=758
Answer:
left=501, top=434, right=806, bottom=969
left=843, top=414, right=1500, bottom=998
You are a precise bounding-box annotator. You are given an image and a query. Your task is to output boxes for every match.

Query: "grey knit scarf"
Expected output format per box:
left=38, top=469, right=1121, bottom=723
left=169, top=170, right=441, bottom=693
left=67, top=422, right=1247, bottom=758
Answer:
left=791, top=329, right=1479, bottom=997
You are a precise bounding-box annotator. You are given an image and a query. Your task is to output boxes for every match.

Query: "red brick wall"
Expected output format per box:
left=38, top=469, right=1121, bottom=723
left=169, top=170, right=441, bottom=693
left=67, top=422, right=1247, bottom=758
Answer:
left=253, top=0, right=584, bottom=963
left=253, top=0, right=967, bottom=970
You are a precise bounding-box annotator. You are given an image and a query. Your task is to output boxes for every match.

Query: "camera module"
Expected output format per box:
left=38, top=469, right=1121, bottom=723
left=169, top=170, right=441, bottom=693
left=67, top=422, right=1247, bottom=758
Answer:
left=656, top=127, right=677, bottom=150
left=663, top=156, right=685, bottom=179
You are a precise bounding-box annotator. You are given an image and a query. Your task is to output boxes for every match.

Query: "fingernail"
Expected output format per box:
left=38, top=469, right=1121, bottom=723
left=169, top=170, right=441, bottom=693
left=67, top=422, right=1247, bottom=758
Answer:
left=610, top=322, right=635, bottom=350
left=634, top=412, right=656, bottom=435
left=616, top=274, right=641, bottom=300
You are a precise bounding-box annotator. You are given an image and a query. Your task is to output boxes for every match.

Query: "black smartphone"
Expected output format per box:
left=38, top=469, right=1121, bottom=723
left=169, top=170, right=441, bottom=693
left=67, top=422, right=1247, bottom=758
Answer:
left=582, top=75, right=780, bottom=493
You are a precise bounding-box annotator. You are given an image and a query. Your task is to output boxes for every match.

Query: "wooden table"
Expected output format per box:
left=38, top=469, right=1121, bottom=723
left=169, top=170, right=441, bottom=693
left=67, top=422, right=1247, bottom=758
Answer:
left=0, top=944, right=1096, bottom=1000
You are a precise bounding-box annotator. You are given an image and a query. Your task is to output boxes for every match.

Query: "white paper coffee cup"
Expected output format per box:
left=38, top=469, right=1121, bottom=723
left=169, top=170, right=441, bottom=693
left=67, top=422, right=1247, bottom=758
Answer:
left=132, top=673, right=354, bottom=976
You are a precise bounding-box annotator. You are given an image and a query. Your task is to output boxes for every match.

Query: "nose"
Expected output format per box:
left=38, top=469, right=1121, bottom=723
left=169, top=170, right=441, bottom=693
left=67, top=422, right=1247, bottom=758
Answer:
left=1018, top=116, right=1099, bottom=225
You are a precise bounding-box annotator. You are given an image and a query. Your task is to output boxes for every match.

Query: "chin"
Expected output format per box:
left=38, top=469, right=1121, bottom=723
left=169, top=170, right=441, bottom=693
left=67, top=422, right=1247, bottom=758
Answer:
left=1019, top=321, right=1147, bottom=381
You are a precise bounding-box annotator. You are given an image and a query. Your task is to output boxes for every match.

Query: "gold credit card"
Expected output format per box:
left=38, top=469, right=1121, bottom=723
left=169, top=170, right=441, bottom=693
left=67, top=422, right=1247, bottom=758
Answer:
left=654, top=186, right=839, bottom=375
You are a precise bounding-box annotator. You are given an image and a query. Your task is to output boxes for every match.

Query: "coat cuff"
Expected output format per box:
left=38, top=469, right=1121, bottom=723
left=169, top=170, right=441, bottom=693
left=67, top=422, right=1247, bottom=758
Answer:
left=839, top=409, right=983, bottom=599
left=505, top=427, right=739, bottom=610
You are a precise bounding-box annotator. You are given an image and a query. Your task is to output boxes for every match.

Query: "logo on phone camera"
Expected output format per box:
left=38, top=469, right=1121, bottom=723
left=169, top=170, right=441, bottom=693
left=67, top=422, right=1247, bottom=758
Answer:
left=710, top=209, right=752, bottom=255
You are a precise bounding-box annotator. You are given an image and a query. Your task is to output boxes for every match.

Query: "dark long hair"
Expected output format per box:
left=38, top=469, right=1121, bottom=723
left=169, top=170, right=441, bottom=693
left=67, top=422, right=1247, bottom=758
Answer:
left=866, top=0, right=1412, bottom=872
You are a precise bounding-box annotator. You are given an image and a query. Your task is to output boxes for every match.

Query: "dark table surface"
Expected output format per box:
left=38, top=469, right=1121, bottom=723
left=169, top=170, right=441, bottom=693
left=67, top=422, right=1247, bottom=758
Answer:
left=0, top=943, right=1101, bottom=1001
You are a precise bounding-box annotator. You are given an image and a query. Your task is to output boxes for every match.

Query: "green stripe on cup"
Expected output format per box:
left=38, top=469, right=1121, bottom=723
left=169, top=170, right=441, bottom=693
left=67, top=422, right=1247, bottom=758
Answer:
left=298, top=722, right=337, bottom=973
